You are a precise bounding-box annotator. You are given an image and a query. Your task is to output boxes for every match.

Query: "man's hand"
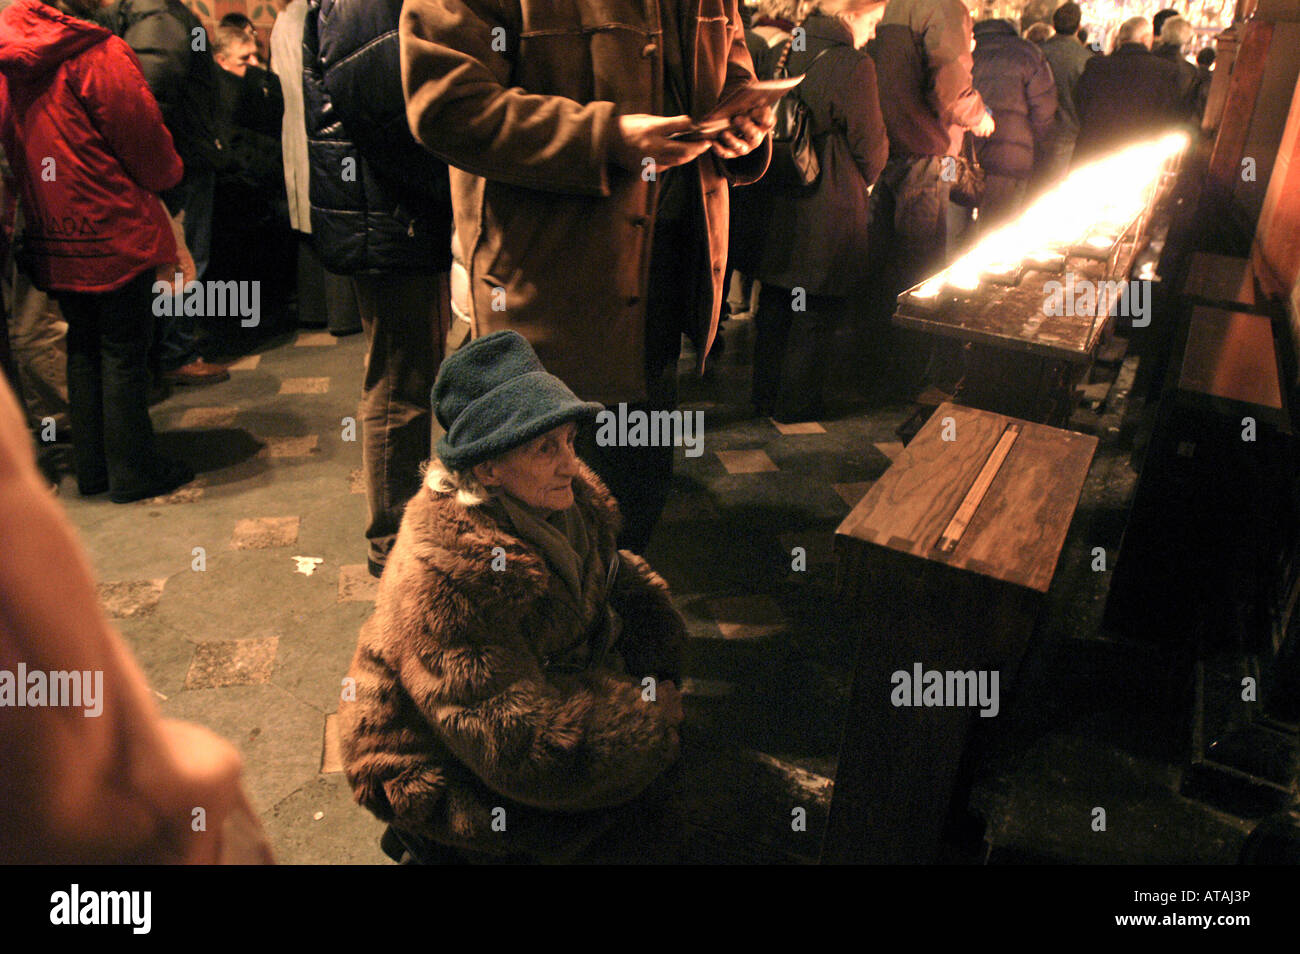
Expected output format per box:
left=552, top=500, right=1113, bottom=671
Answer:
left=612, top=114, right=713, bottom=173
left=972, top=111, right=996, bottom=138
left=711, top=105, right=775, bottom=161
left=655, top=679, right=685, bottom=727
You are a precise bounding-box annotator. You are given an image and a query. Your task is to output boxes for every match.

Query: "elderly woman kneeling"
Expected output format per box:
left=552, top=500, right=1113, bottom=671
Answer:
left=338, top=331, right=687, bottom=863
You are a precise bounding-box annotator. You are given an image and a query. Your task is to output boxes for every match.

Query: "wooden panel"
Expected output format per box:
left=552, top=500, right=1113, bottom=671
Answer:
left=1178, top=306, right=1283, bottom=409
left=1208, top=21, right=1274, bottom=194
left=1183, top=251, right=1263, bottom=311
left=822, top=555, right=1041, bottom=864
left=1235, top=22, right=1300, bottom=227
left=1252, top=49, right=1300, bottom=385
left=837, top=403, right=1097, bottom=593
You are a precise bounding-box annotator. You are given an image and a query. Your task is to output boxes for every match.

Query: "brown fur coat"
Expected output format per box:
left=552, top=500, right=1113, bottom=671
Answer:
left=338, top=462, right=686, bottom=858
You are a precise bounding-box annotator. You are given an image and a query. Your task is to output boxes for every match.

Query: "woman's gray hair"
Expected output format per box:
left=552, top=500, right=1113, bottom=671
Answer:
left=756, top=0, right=803, bottom=20
left=1159, top=17, right=1194, bottom=50
left=424, top=457, right=492, bottom=507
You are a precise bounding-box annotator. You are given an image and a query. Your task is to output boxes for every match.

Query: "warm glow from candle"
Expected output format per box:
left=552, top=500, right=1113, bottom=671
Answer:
left=909, top=133, right=1188, bottom=299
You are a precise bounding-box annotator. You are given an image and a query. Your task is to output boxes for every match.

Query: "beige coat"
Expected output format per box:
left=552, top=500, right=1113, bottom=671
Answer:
left=270, top=0, right=311, bottom=234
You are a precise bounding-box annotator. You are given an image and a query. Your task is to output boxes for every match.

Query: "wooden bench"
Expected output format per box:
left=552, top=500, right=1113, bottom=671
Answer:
left=821, top=403, right=1097, bottom=863
left=1107, top=305, right=1293, bottom=645
left=1180, top=251, right=1274, bottom=315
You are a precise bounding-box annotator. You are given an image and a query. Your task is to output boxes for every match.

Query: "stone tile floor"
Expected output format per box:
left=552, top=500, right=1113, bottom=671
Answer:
left=55, top=312, right=1255, bottom=864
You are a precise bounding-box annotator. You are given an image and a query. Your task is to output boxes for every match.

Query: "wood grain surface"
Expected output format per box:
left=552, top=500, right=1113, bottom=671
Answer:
left=836, top=403, right=1097, bottom=593
left=1178, top=307, right=1283, bottom=410
left=1182, top=252, right=1265, bottom=312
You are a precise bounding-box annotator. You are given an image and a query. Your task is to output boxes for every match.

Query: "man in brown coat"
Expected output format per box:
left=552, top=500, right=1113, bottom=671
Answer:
left=399, top=0, right=772, bottom=551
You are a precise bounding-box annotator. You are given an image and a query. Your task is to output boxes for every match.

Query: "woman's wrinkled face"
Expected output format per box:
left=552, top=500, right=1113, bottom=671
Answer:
left=473, top=421, right=581, bottom=512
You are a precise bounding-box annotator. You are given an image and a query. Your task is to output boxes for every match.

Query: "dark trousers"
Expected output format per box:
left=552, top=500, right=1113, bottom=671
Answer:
left=295, top=234, right=327, bottom=327
left=156, top=169, right=214, bottom=371
left=577, top=207, right=696, bottom=554
left=326, top=267, right=363, bottom=337
left=353, top=271, right=450, bottom=571
left=57, top=271, right=163, bottom=494
left=752, top=284, right=840, bottom=421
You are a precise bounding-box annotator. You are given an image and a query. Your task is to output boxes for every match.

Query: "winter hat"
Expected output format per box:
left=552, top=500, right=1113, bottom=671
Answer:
left=433, top=330, right=603, bottom=472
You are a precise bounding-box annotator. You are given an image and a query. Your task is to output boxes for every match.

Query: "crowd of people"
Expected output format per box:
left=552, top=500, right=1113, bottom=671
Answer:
left=0, top=0, right=1217, bottom=862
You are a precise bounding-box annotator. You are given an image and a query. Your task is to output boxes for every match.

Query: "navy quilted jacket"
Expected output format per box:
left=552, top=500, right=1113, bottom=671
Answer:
left=970, top=18, right=1057, bottom=179
left=303, top=0, right=452, bottom=274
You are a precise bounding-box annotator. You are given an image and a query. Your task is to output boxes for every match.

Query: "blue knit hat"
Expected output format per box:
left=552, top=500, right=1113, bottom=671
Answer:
left=433, top=330, right=603, bottom=472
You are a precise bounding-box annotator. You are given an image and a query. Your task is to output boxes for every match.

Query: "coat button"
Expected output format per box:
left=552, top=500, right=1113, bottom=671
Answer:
left=631, top=215, right=648, bottom=228
left=626, top=296, right=641, bottom=306
left=642, top=43, right=656, bottom=57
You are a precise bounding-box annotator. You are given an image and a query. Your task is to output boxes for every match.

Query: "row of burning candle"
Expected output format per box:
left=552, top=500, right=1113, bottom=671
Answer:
left=904, top=132, right=1190, bottom=308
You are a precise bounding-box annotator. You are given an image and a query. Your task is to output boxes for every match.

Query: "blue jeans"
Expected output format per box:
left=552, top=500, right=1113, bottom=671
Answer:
left=156, top=170, right=215, bottom=370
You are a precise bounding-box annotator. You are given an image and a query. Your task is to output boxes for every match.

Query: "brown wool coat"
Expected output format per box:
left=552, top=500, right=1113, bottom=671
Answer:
left=338, top=463, right=687, bottom=858
left=399, top=0, right=772, bottom=404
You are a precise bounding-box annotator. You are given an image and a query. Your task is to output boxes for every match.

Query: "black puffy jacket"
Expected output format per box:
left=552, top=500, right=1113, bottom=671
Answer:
left=970, top=19, right=1057, bottom=179
left=303, top=0, right=452, bottom=274
left=105, top=0, right=224, bottom=176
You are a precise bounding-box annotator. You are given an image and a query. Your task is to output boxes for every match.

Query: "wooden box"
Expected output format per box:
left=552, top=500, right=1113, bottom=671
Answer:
left=821, top=403, right=1097, bottom=864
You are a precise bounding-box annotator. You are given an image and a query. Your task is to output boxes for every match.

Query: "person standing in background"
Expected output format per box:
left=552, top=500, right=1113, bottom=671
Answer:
left=1193, top=46, right=1215, bottom=121
left=304, top=0, right=454, bottom=578
left=1073, top=16, right=1184, bottom=165
left=1153, top=15, right=1198, bottom=118
left=270, top=0, right=330, bottom=330
left=1151, top=7, right=1179, bottom=41
left=865, top=0, right=994, bottom=389
left=109, top=0, right=232, bottom=386
left=1036, top=2, right=1091, bottom=189
left=0, top=0, right=198, bottom=502
left=959, top=15, right=1056, bottom=238
left=750, top=0, right=888, bottom=423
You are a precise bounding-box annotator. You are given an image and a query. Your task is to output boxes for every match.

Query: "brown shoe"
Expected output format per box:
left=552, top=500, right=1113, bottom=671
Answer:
left=163, top=359, right=230, bottom=386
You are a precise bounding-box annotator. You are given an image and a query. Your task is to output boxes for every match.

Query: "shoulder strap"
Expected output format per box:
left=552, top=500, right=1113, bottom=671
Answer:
left=774, top=23, right=836, bottom=80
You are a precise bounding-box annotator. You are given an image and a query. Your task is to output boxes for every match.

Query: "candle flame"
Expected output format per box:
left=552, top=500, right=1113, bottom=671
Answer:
left=918, top=133, right=1188, bottom=296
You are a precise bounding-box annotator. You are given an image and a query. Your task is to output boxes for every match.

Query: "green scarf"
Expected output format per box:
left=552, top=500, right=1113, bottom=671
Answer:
left=491, top=491, right=622, bottom=673
left=495, top=493, right=594, bottom=608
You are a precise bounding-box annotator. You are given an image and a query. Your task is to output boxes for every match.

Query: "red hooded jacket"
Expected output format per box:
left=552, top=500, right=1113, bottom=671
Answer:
left=0, top=0, right=180, bottom=293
